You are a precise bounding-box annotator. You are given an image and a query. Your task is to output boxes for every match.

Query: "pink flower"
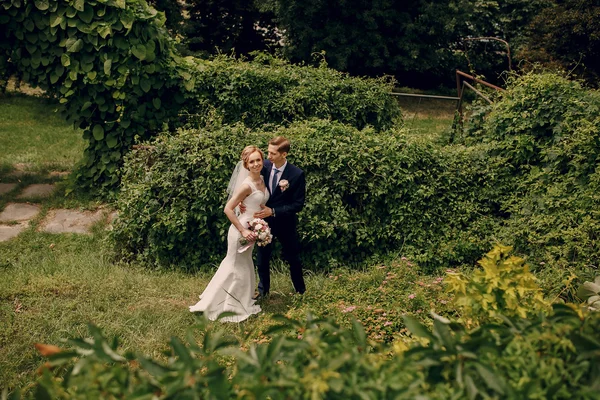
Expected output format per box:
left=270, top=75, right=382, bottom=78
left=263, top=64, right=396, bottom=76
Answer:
left=408, top=294, right=416, bottom=300
left=278, top=179, right=289, bottom=192
left=384, top=321, right=393, bottom=326
left=401, top=257, right=408, bottom=261
left=342, top=306, right=357, bottom=313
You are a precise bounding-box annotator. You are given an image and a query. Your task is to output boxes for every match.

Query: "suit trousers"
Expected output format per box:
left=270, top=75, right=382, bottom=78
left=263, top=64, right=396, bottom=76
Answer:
left=256, top=216, right=305, bottom=295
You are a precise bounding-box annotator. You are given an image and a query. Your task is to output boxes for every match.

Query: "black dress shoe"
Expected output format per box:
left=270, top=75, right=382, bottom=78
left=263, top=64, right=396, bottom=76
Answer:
left=252, top=292, right=265, bottom=300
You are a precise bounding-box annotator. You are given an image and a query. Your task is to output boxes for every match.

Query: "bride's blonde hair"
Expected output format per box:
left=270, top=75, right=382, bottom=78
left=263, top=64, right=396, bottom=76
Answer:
left=241, top=145, right=264, bottom=169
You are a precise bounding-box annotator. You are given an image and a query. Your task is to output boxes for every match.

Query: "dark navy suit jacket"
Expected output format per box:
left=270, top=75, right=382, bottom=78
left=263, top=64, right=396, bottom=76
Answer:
left=262, top=159, right=306, bottom=221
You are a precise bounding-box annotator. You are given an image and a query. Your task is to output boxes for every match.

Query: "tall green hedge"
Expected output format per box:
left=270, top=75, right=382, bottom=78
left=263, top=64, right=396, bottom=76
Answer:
left=112, top=119, right=501, bottom=271
left=463, top=72, right=600, bottom=269
left=181, top=54, right=401, bottom=131
left=0, top=0, right=400, bottom=192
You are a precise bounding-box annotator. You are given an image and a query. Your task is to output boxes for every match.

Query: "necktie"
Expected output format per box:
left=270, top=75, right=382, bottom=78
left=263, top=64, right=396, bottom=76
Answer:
left=270, top=168, right=280, bottom=193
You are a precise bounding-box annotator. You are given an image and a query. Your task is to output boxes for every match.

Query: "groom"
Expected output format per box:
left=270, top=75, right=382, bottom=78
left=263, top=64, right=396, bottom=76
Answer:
left=253, top=136, right=306, bottom=298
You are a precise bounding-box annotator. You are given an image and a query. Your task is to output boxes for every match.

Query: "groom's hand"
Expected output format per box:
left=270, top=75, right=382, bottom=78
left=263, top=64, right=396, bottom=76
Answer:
left=254, top=205, right=273, bottom=219
left=238, top=201, right=246, bottom=214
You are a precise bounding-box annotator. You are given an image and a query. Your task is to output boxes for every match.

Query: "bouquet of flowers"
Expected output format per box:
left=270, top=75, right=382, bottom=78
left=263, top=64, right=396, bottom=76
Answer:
left=238, top=218, right=273, bottom=253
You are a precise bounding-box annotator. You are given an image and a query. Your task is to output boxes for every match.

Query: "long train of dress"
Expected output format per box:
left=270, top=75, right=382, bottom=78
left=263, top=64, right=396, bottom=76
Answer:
left=189, top=178, right=267, bottom=322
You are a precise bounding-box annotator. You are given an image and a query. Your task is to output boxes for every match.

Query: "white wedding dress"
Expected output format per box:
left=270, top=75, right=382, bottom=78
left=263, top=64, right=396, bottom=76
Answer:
left=189, top=178, right=268, bottom=322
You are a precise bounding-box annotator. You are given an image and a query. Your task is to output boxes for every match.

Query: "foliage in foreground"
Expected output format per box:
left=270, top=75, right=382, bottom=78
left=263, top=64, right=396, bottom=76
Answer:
left=112, top=119, right=501, bottom=271
left=11, top=247, right=600, bottom=399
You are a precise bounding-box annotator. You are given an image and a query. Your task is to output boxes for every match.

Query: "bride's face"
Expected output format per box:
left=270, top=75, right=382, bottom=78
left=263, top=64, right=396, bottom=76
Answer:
left=247, top=151, right=263, bottom=173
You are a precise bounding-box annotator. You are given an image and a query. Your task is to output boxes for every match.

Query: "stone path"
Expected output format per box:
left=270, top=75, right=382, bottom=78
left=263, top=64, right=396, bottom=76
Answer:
left=0, top=183, right=113, bottom=242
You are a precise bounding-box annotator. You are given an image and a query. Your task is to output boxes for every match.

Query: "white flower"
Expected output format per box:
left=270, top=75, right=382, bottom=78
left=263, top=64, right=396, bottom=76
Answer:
left=279, top=179, right=289, bottom=192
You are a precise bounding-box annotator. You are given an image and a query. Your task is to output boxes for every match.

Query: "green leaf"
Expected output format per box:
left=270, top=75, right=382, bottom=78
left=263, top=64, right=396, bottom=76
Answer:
left=140, top=79, right=151, bottom=93
left=104, top=59, right=112, bottom=76
left=74, top=0, right=84, bottom=12
left=78, top=5, right=93, bottom=24
left=92, top=125, right=104, bottom=140
left=465, top=373, right=478, bottom=400
left=403, top=315, right=434, bottom=341
left=34, top=0, right=49, bottom=10
left=120, top=11, right=134, bottom=31
left=131, top=44, right=146, bottom=60
left=170, top=337, right=193, bottom=365
left=432, top=318, right=455, bottom=351
left=66, top=38, right=84, bottom=53
left=474, top=362, right=505, bottom=394
left=97, top=24, right=111, bottom=39
left=106, top=134, right=118, bottom=149
left=60, top=53, right=70, bottom=67
left=49, top=13, right=63, bottom=27
left=152, top=98, right=161, bottom=110
left=138, top=356, right=170, bottom=377
left=351, top=318, right=367, bottom=347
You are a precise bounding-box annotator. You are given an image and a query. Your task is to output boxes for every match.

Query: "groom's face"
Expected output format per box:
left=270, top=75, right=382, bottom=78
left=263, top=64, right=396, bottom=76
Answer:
left=267, top=144, right=287, bottom=168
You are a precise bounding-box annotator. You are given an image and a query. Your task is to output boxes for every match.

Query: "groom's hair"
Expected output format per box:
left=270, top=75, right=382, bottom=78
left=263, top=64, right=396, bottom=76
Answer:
left=269, top=136, right=290, bottom=154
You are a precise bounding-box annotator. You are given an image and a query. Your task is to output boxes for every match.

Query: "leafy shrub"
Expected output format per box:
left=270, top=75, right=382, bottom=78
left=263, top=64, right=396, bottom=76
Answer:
left=112, top=119, right=502, bottom=271
left=182, top=53, right=402, bottom=131
left=445, top=245, right=548, bottom=322
left=465, top=72, right=591, bottom=172
left=461, top=72, right=600, bottom=271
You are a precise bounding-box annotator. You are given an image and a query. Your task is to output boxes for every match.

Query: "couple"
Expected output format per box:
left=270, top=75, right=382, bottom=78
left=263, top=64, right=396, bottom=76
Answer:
left=189, top=136, right=306, bottom=322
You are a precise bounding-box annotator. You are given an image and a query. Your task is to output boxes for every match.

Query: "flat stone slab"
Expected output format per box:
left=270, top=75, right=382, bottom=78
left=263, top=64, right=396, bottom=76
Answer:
left=0, top=203, right=41, bottom=222
left=49, top=171, right=70, bottom=178
left=0, top=223, right=28, bottom=242
left=0, top=183, right=17, bottom=196
left=39, top=209, right=105, bottom=234
left=17, top=184, right=56, bottom=199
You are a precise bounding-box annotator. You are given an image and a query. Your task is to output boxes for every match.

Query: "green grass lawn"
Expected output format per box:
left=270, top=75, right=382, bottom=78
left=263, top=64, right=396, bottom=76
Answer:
left=0, top=93, right=85, bottom=173
left=0, top=92, right=456, bottom=392
left=0, top=228, right=450, bottom=391
left=393, top=89, right=458, bottom=141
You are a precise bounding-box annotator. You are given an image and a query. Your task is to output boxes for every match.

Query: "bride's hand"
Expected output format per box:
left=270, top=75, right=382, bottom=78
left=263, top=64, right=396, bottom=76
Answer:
left=241, top=228, right=255, bottom=241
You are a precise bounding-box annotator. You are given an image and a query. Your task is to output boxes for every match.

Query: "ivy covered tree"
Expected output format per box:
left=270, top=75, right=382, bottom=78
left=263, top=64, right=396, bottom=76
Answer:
left=0, top=0, right=188, bottom=191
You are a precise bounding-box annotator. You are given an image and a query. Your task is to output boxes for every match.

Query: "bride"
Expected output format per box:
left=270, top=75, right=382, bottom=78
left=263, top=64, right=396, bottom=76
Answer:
left=189, top=145, right=268, bottom=322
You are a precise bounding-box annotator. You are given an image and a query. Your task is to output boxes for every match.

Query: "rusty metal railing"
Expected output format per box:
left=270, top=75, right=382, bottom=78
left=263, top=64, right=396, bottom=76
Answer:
left=455, top=70, right=504, bottom=122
